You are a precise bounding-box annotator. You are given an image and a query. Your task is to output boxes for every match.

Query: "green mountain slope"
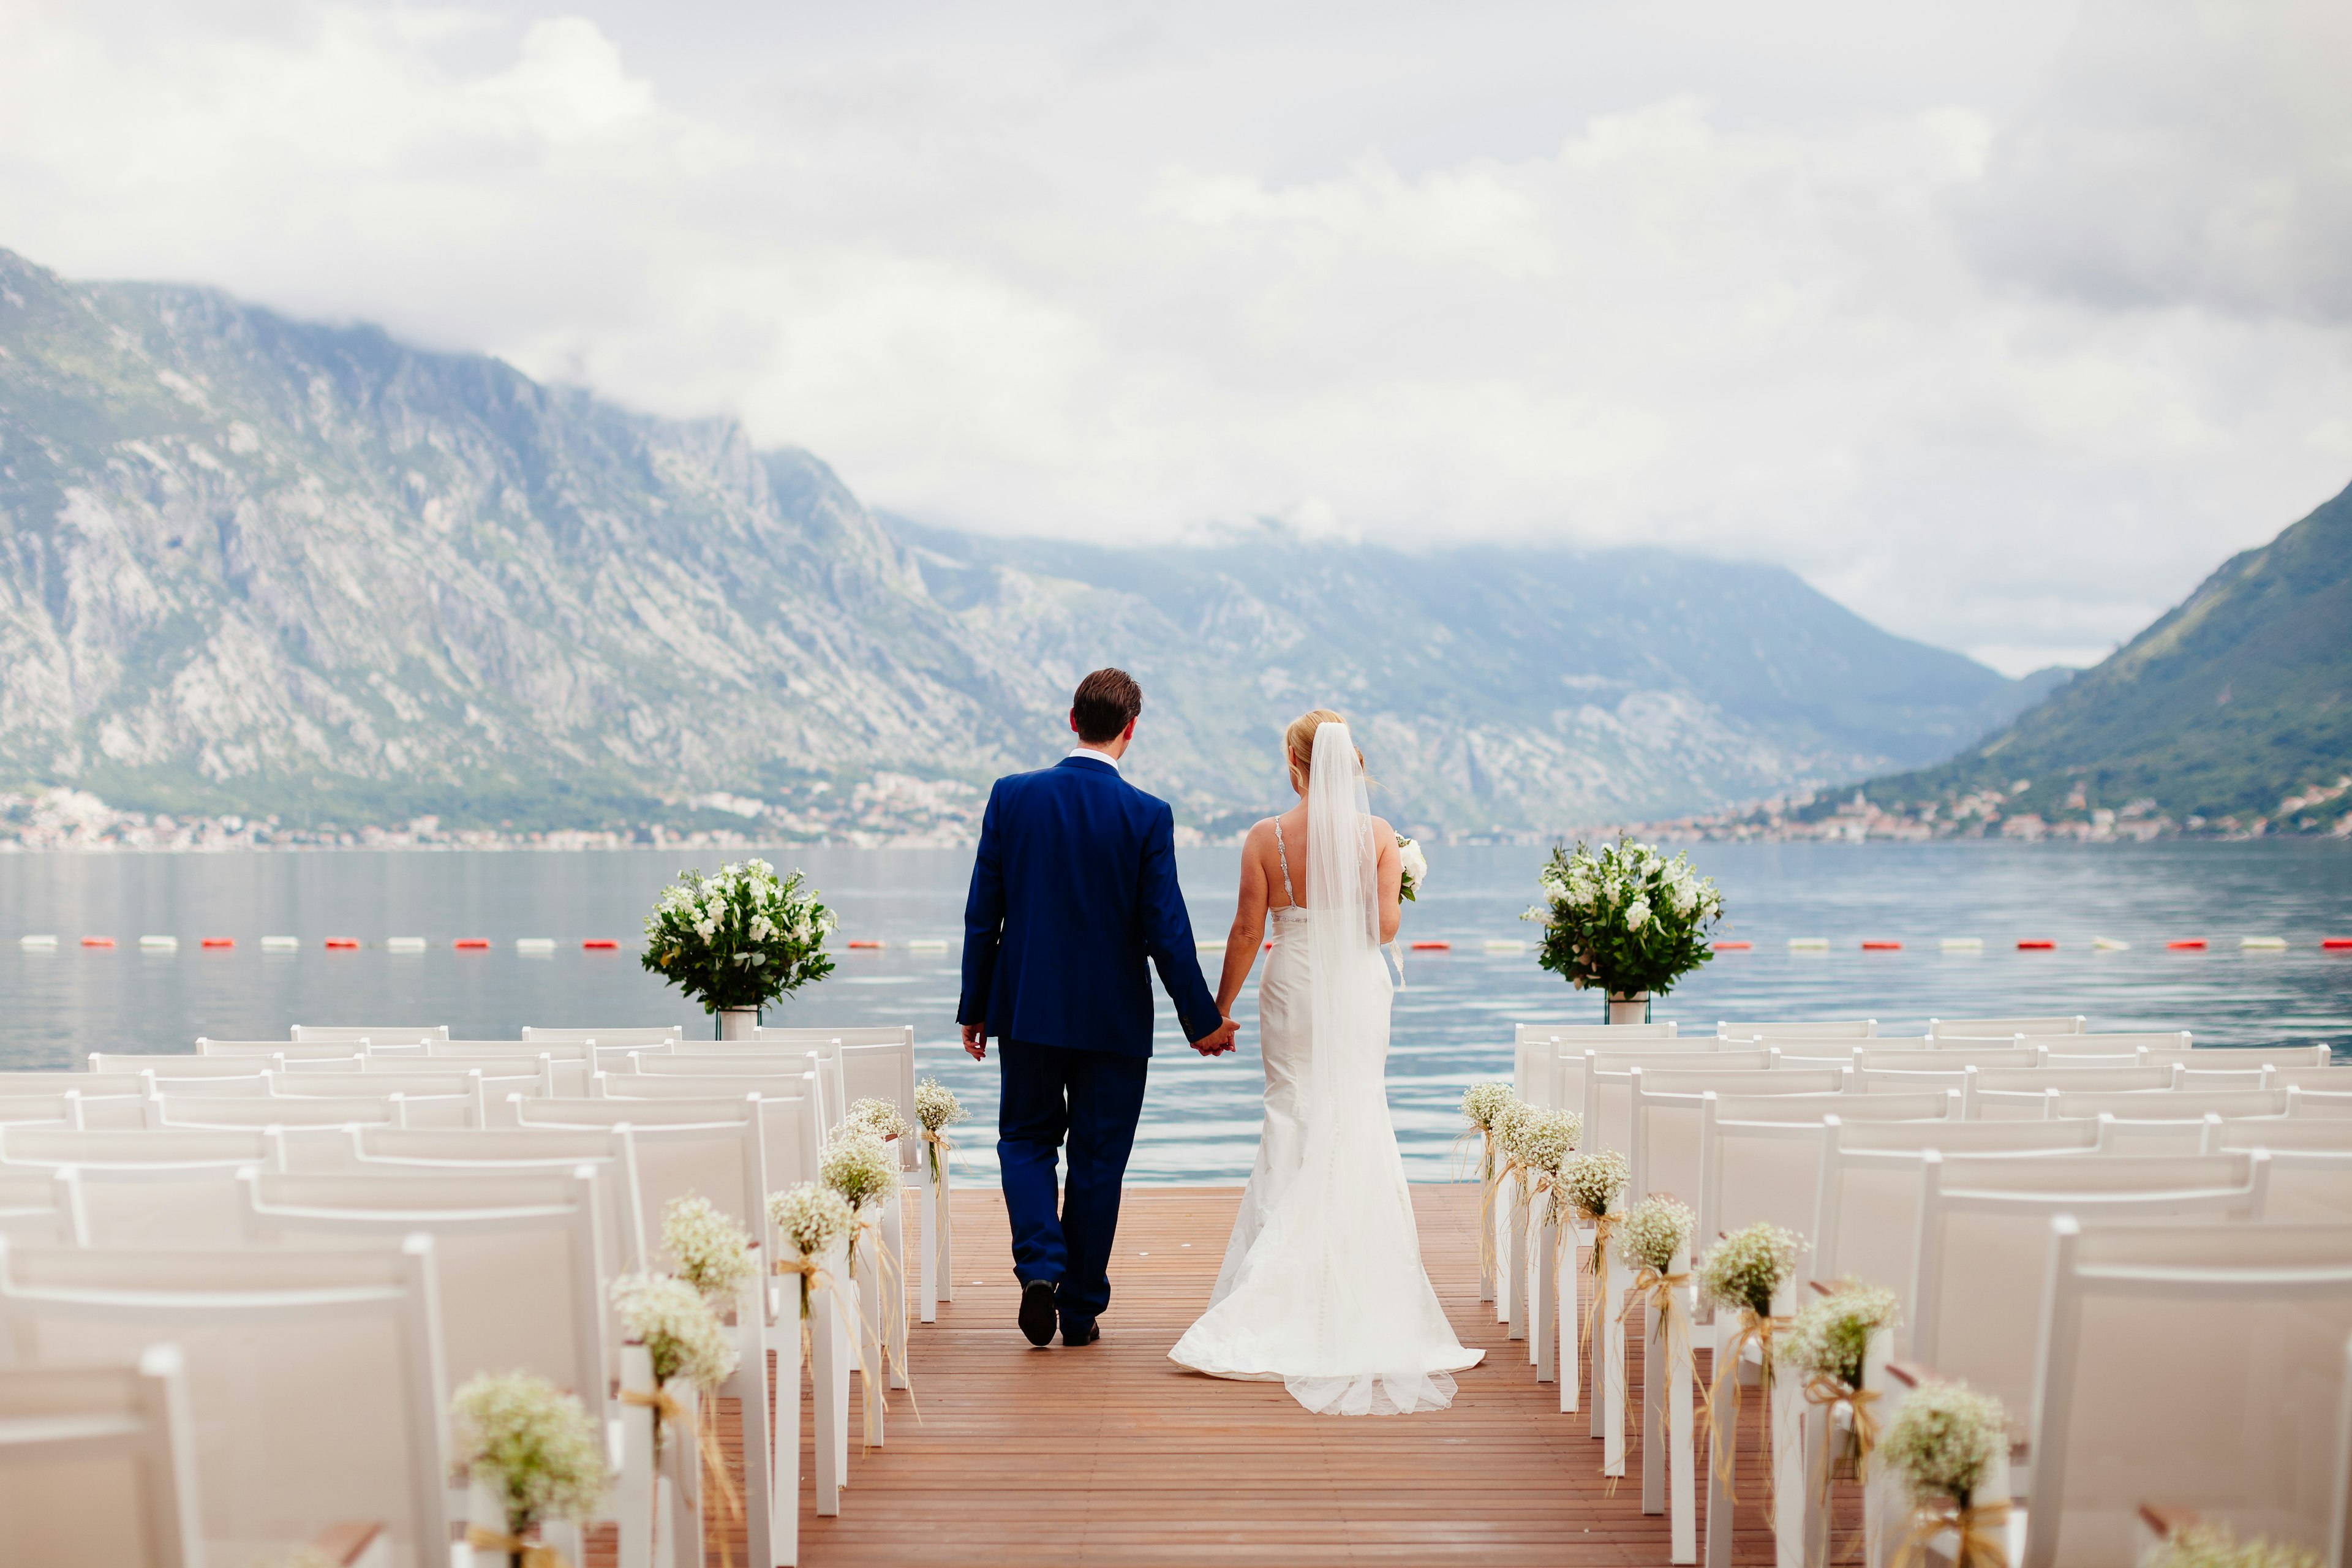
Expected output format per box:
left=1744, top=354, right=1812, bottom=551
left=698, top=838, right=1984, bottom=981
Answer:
left=1861, top=480, right=2352, bottom=831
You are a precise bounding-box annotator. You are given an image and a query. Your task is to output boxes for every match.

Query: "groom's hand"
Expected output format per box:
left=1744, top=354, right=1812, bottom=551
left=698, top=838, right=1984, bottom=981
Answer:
left=961, top=1021, right=987, bottom=1061
left=1191, top=1017, right=1238, bottom=1056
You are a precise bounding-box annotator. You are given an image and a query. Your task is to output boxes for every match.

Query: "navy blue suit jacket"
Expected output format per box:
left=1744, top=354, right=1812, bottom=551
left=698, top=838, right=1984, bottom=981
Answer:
left=958, top=755, right=1222, bottom=1057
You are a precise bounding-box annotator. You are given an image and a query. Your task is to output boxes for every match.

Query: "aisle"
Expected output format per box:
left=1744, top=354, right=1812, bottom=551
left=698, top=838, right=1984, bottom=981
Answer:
left=793, top=1184, right=1783, bottom=1567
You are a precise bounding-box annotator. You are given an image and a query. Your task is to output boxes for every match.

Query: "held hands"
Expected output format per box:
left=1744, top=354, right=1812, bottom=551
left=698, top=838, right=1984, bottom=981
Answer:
left=1191, top=1016, right=1240, bottom=1057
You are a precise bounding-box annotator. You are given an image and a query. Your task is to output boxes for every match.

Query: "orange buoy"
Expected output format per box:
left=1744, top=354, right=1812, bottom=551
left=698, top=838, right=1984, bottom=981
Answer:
left=2166, top=938, right=2207, bottom=951
left=80, top=936, right=114, bottom=948
left=200, top=937, right=235, bottom=949
left=2324, top=939, right=2352, bottom=952
left=453, top=938, right=489, bottom=951
left=582, top=938, right=619, bottom=951
left=2017, top=939, right=2056, bottom=951
left=1861, top=940, right=1903, bottom=951
left=1711, top=940, right=1752, bottom=951
left=846, top=940, right=883, bottom=951
left=323, top=937, right=360, bottom=951
left=1408, top=940, right=1452, bottom=951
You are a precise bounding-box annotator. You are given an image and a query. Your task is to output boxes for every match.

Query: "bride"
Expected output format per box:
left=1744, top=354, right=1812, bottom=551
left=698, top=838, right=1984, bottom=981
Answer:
left=1167, top=710, right=1482, bottom=1415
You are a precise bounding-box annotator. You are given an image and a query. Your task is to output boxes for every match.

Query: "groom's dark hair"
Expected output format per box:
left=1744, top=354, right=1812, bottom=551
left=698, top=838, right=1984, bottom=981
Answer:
left=1071, top=668, right=1144, bottom=744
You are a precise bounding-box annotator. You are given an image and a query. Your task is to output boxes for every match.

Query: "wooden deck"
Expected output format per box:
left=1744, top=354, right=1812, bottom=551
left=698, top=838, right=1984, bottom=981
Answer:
left=773, top=1183, right=1795, bottom=1567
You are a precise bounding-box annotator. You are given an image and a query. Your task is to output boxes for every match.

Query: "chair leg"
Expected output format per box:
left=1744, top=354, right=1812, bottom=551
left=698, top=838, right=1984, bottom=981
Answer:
left=810, top=1287, right=844, bottom=1517
left=1479, top=1169, right=1496, bottom=1304
left=919, top=1161, right=941, bottom=1325
left=1643, top=1302, right=1664, bottom=1515
left=1669, top=1298, right=1695, bottom=1564
left=1603, top=1254, right=1627, bottom=1477
left=854, top=1254, right=887, bottom=1446
left=1534, top=1218, right=1558, bottom=1383
left=1494, top=1179, right=1513, bottom=1323
left=767, top=1317, right=802, bottom=1566
left=1506, top=1183, right=1529, bottom=1341
left=728, top=1295, right=773, bottom=1568
left=878, top=1196, right=909, bottom=1391
left=619, top=1344, right=657, bottom=1568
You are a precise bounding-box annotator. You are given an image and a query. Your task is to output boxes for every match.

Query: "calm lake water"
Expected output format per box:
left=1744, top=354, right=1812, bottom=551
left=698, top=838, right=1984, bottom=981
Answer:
left=4, top=841, right=2348, bottom=1180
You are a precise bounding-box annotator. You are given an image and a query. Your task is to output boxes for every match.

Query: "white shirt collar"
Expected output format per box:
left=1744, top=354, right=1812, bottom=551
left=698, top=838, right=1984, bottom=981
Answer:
left=1066, top=745, right=1122, bottom=772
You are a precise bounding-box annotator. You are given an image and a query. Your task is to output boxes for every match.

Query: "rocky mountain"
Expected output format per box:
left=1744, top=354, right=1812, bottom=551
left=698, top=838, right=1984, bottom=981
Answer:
left=0, top=246, right=2049, bottom=834
left=1857, top=480, right=2352, bottom=834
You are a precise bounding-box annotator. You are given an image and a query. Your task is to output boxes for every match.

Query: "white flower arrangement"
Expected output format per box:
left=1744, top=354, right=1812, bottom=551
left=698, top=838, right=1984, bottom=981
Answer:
left=450, top=1371, right=608, bottom=1537
left=1460, top=1082, right=1515, bottom=1134
left=840, top=1096, right=910, bottom=1142
left=1619, top=1195, right=1695, bottom=1273
left=1698, top=1222, right=1804, bottom=1319
left=914, top=1077, right=967, bottom=1135
left=611, top=1272, right=739, bottom=1392
left=1514, top=1106, right=1582, bottom=1177
left=1777, top=1283, right=1899, bottom=1390
left=1523, top=836, right=1724, bottom=1000
left=769, top=1180, right=855, bottom=1261
left=1488, top=1096, right=1538, bottom=1172
left=821, top=1129, right=900, bottom=1212
left=1396, top=834, right=1428, bottom=903
left=661, top=1193, right=756, bottom=1306
left=641, top=858, right=837, bottom=1016
left=1877, top=1379, right=2006, bottom=1508
left=2149, top=1525, right=2323, bottom=1568
left=1553, top=1148, right=1629, bottom=1224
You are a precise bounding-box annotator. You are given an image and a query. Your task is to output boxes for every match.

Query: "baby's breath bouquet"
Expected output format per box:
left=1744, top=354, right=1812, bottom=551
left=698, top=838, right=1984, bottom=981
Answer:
left=768, top=1180, right=855, bottom=1318
left=2149, top=1525, right=2323, bottom=1568
left=1780, top=1283, right=1899, bottom=1483
left=1619, top=1195, right=1694, bottom=1275
left=641, top=858, right=837, bottom=1016
left=1522, top=837, right=1723, bottom=1001
left=914, top=1077, right=967, bottom=1182
left=821, top=1128, right=900, bottom=1273
left=1700, top=1222, right=1807, bottom=1504
left=1880, top=1380, right=2011, bottom=1565
left=450, top=1371, right=608, bottom=1552
left=662, top=1193, right=757, bottom=1308
left=841, top=1096, right=910, bottom=1143
left=1460, top=1082, right=1518, bottom=1286
left=1554, top=1148, right=1628, bottom=1226
left=611, top=1272, right=739, bottom=1396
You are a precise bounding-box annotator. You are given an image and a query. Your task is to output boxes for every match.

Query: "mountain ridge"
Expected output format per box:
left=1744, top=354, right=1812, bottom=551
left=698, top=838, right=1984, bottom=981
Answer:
left=0, top=245, right=2047, bottom=834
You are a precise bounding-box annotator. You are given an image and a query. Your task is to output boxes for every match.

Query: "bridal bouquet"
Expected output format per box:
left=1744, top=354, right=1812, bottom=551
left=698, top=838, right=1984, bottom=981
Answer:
left=1396, top=834, right=1427, bottom=902
left=641, top=858, right=837, bottom=1016
left=1522, top=837, right=1723, bottom=1001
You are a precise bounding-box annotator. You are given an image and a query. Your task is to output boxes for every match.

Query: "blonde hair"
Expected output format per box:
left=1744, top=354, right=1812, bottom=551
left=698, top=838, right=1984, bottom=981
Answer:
left=1284, top=709, right=1360, bottom=792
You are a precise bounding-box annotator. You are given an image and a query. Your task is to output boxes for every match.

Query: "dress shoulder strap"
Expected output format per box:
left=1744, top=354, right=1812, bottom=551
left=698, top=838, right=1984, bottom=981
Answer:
left=1273, top=818, right=1298, bottom=908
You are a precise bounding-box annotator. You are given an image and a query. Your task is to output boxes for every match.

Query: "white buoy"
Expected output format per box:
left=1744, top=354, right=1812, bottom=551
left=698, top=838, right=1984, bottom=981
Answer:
left=2092, top=937, right=2130, bottom=951
left=1787, top=937, right=1830, bottom=951
left=2241, top=935, right=2289, bottom=950
left=515, top=937, right=557, bottom=954
left=907, top=938, right=949, bottom=952
left=1483, top=938, right=1528, bottom=954
left=260, top=935, right=300, bottom=952
left=1196, top=938, right=1225, bottom=951
left=18, top=934, right=58, bottom=950
left=138, top=935, right=179, bottom=951
left=386, top=937, right=426, bottom=953
left=1940, top=937, right=1985, bottom=951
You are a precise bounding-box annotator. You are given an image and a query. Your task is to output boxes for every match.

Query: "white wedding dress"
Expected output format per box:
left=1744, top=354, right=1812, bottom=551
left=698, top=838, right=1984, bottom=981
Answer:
left=1167, top=722, right=1482, bottom=1415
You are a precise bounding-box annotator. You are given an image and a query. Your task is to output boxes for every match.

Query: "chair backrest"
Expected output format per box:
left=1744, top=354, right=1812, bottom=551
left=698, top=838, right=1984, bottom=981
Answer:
left=2018, top=1030, right=2192, bottom=1055
left=1717, top=1019, right=1877, bottom=1039
left=126, top=1072, right=271, bottom=1098
left=0, top=1236, right=450, bottom=1567
left=2241, top=1150, right=2352, bottom=1223
left=0, top=1071, right=135, bottom=1094
left=1561, top=1044, right=1773, bottom=1127
left=633, top=1051, right=819, bottom=1075
left=0, top=1128, right=274, bottom=1169
left=2145, top=1044, right=2332, bottom=1070
left=0, top=1343, right=203, bottom=1568
left=510, top=1097, right=766, bottom=1244
left=0, top=1170, right=78, bottom=1242
left=2052, top=1088, right=2290, bottom=1123
left=152, top=1095, right=412, bottom=1131
left=2270, top=1067, right=2352, bottom=1092
left=835, top=1041, right=919, bottom=1169
left=418, top=1045, right=586, bottom=1095
left=1931, top=1015, right=2085, bottom=1037
left=1858, top=1047, right=2040, bottom=1072
left=341, top=1127, right=644, bottom=1272
left=2213, top=1118, right=2352, bottom=1154
left=240, top=1167, right=611, bottom=1419
left=1977, top=1066, right=2174, bottom=1095
left=1910, top=1150, right=2269, bottom=1412
left=1686, top=1093, right=1954, bottom=1275
left=1514, top=1022, right=1678, bottom=1046
left=288, top=1025, right=449, bottom=1044
left=597, top=1071, right=809, bottom=1099
left=0, top=1094, right=81, bottom=1131
left=1810, top=1118, right=2106, bottom=1287
left=68, top=1166, right=254, bottom=1247
left=2023, top=1219, right=2352, bottom=1568
left=594, top=1074, right=824, bottom=1195
left=91, top=1054, right=329, bottom=1079
left=198, top=1039, right=407, bottom=1061
left=522, top=1026, right=684, bottom=1048
left=753, top=1024, right=916, bottom=1049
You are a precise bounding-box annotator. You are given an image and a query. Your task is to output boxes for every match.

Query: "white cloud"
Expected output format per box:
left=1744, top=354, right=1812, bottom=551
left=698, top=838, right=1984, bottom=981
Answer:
left=2, top=0, right=2348, bottom=675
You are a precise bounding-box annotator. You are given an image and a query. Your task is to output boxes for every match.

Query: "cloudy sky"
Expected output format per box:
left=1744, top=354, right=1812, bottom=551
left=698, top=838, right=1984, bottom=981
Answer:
left=5, top=0, right=2350, bottom=673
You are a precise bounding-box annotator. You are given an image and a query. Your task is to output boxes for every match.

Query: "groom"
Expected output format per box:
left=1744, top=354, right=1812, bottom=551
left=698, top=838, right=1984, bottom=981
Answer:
left=959, top=668, right=1237, bottom=1348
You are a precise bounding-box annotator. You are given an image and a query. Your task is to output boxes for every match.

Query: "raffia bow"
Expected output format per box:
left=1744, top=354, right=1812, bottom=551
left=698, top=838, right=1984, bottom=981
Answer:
left=461, top=1525, right=565, bottom=1566
left=618, top=1385, right=744, bottom=1568
left=919, top=1125, right=957, bottom=1183
left=1467, top=1131, right=1501, bottom=1284
left=1577, top=1209, right=1619, bottom=1362
left=1890, top=1496, right=2009, bottom=1568
left=848, top=1212, right=922, bottom=1423
left=1618, top=1264, right=1697, bottom=1399
left=1706, top=1305, right=1789, bottom=1514
left=1801, top=1376, right=1881, bottom=1565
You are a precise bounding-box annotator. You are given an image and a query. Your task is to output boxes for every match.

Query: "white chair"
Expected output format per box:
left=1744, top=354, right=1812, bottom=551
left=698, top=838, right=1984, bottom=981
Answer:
left=94, top=1053, right=350, bottom=1078
left=0, top=1127, right=276, bottom=1170
left=2021, top=1218, right=2352, bottom=1567
left=522, top=1026, right=683, bottom=1049
left=755, top=1024, right=915, bottom=1050
left=0, top=1343, right=204, bottom=1568
left=1908, top=1150, right=2270, bottom=1414
left=0, top=1170, right=79, bottom=1241
left=1856, top=1047, right=2041, bottom=1072
left=1717, top=1019, right=1877, bottom=1039
left=288, top=1025, right=448, bottom=1044
left=0, top=1236, right=451, bottom=1568
left=1808, top=1117, right=2106, bottom=1293
left=149, top=1095, right=413, bottom=1131
left=0, top=1093, right=88, bottom=1131
left=2144, top=1043, right=2331, bottom=1071
left=274, top=1068, right=546, bottom=1127
left=238, top=1167, right=611, bottom=1422
left=67, top=1165, right=257, bottom=1247
left=1930, top=1015, right=2085, bottom=1038
left=510, top=1096, right=768, bottom=1259
left=2049, top=1088, right=2290, bottom=1146
left=2019, top=1030, right=2190, bottom=1058
left=1515, top=1022, right=1679, bottom=1044
left=1574, top=1050, right=1784, bottom=1148
left=339, top=1125, right=647, bottom=1272
left=198, top=1039, right=409, bottom=1062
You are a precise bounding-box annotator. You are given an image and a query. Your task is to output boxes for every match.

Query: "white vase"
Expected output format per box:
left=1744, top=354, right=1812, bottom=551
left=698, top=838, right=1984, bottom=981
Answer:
left=717, top=1007, right=758, bottom=1040
left=1607, top=992, right=1651, bottom=1025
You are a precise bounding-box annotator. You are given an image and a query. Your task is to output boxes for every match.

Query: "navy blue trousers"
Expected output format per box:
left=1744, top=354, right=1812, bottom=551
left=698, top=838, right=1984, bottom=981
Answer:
left=997, top=1039, right=1149, bottom=1330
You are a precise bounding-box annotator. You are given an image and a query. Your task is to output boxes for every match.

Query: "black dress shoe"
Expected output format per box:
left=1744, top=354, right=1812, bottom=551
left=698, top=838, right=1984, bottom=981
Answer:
left=1018, top=1280, right=1058, bottom=1347
left=1062, top=1320, right=1100, bottom=1347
